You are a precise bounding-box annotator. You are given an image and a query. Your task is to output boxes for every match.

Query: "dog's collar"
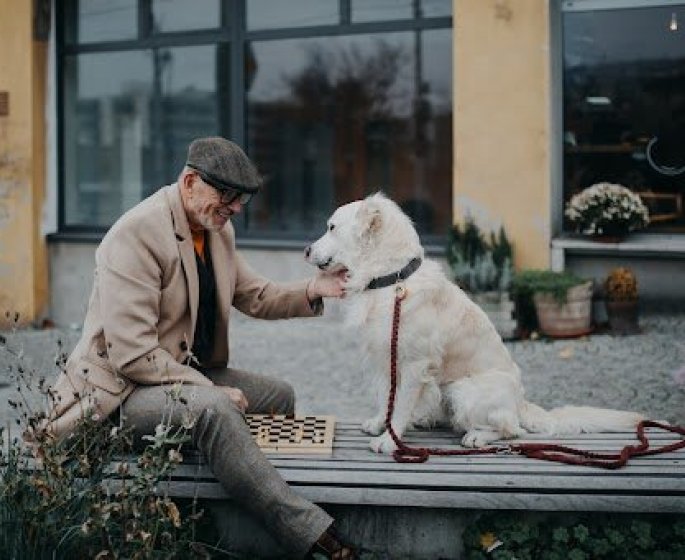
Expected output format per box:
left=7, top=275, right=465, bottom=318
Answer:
left=365, top=257, right=422, bottom=290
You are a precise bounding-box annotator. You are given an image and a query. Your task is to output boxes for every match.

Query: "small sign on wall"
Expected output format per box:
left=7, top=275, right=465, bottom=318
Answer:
left=0, top=92, right=8, bottom=116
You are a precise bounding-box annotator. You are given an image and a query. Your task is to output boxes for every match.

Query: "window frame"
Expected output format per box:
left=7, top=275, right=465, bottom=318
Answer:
left=557, top=0, right=685, bottom=237
left=56, top=0, right=452, bottom=243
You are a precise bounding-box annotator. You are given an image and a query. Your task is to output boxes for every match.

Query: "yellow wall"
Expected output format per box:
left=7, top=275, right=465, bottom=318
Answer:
left=0, top=0, right=48, bottom=327
left=454, top=0, right=551, bottom=269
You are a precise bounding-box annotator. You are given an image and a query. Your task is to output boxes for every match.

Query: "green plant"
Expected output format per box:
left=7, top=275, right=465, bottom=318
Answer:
left=510, top=270, right=588, bottom=333
left=0, top=323, right=216, bottom=559
left=447, top=218, right=513, bottom=293
left=511, top=269, right=587, bottom=304
left=463, top=511, right=685, bottom=560
left=605, top=267, right=638, bottom=301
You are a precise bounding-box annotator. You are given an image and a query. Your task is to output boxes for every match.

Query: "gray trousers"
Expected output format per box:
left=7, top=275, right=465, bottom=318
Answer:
left=121, top=367, right=333, bottom=558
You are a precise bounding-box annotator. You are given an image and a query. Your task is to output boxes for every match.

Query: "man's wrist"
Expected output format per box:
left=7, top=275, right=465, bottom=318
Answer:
left=306, top=279, right=317, bottom=302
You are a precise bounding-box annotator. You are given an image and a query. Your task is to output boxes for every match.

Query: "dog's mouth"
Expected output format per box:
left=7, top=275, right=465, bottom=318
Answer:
left=317, top=257, right=332, bottom=271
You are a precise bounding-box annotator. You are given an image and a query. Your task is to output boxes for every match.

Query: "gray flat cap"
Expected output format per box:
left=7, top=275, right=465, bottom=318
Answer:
left=186, top=137, right=262, bottom=193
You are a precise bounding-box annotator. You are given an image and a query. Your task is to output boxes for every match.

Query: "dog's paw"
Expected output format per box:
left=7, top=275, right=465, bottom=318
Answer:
left=361, top=417, right=385, bottom=436
left=461, top=429, right=499, bottom=448
left=369, top=432, right=398, bottom=454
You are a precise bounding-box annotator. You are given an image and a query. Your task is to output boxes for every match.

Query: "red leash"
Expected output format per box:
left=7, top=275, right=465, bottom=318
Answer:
left=384, top=284, right=685, bottom=468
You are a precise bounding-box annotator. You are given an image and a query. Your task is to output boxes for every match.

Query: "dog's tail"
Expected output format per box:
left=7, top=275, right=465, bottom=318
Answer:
left=520, top=401, right=644, bottom=435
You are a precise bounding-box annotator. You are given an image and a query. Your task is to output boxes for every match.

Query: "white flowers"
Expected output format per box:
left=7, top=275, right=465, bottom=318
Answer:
left=565, top=182, right=649, bottom=236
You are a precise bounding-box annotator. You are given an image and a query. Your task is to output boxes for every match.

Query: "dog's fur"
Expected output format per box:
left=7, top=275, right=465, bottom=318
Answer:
left=306, top=193, right=644, bottom=453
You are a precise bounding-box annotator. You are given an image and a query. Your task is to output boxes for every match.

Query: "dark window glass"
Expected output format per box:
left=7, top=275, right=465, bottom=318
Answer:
left=563, top=6, right=685, bottom=233
left=421, top=0, right=452, bottom=18
left=247, top=0, right=338, bottom=30
left=245, top=30, right=452, bottom=237
left=63, top=46, right=220, bottom=227
left=65, top=0, right=137, bottom=44
left=351, top=0, right=413, bottom=22
left=152, top=0, right=221, bottom=32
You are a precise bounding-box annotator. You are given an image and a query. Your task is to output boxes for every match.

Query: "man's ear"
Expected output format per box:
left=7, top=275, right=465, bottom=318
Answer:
left=356, top=198, right=382, bottom=239
left=180, top=170, right=193, bottom=193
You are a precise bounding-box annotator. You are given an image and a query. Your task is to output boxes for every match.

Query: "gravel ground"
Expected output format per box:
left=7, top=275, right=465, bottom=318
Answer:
left=1, top=310, right=684, bottom=429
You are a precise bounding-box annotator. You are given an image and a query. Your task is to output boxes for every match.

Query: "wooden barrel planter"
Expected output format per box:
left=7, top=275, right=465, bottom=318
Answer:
left=533, top=280, right=593, bottom=338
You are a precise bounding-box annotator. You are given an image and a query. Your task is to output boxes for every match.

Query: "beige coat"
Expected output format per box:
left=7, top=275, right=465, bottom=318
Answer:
left=45, top=184, right=317, bottom=439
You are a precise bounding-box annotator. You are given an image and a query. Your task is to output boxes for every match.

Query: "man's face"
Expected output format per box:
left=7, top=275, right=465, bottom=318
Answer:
left=186, top=172, right=243, bottom=231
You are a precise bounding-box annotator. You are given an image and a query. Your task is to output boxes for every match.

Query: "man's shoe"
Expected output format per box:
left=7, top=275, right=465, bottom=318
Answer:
left=308, top=528, right=356, bottom=559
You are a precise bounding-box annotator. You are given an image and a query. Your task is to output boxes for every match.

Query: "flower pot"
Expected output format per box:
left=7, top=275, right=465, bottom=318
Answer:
left=589, top=234, right=626, bottom=244
left=533, top=281, right=593, bottom=338
left=605, top=299, right=640, bottom=335
left=471, top=291, right=517, bottom=339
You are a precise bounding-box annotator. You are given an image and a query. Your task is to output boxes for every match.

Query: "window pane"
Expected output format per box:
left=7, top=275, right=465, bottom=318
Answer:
left=247, top=0, right=338, bottom=30
left=563, top=6, right=685, bottom=233
left=245, top=31, right=452, bottom=237
left=63, top=47, right=220, bottom=228
left=351, top=0, right=413, bottom=23
left=152, top=0, right=221, bottom=32
left=66, top=0, right=137, bottom=44
left=421, top=0, right=452, bottom=18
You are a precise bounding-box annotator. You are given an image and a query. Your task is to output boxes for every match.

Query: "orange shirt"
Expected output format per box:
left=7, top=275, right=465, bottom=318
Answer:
left=192, top=229, right=206, bottom=262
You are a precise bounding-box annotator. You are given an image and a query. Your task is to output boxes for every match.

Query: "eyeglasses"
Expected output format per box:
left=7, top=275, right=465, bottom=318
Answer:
left=217, top=188, right=253, bottom=206
left=194, top=172, right=254, bottom=206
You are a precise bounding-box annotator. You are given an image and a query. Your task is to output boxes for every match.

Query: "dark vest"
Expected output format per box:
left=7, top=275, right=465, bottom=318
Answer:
left=191, top=237, right=216, bottom=366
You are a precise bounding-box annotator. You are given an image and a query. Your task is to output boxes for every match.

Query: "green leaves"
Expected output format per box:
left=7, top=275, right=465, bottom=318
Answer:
left=465, top=512, right=685, bottom=560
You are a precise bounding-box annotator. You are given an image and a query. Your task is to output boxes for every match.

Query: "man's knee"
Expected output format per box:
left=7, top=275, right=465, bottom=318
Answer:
left=274, top=380, right=295, bottom=415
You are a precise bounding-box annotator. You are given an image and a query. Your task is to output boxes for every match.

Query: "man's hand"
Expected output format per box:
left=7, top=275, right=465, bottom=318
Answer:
left=220, top=386, right=248, bottom=412
left=306, top=269, right=347, bottom=301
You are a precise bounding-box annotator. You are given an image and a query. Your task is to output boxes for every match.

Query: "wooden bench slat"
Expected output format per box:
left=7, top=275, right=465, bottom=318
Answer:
left=169, top=460, right=684, bottom=478
left=335, top=423, right=681, bottom=440
left=149, top=480, right=685, bottom=512
left=165, top=463, right=685, bottom=492
left=329, top=440, right=685, bottom=453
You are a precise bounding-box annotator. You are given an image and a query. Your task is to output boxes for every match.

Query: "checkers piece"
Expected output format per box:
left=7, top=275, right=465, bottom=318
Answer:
left=246, top=414, right=335, bottom=455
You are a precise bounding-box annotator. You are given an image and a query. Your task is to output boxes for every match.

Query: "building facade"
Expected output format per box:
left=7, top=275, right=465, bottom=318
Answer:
left=1, top=0, right=683, bottom=327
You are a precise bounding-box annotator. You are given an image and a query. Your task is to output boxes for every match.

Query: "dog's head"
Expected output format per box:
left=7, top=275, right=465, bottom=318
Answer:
left=305, top=192, right=423, bottom=290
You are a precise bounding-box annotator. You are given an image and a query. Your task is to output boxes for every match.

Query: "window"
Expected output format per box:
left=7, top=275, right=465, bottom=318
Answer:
left=562, top=3, right=685, bottom=233
left=59, top=0, right=452, bottom=240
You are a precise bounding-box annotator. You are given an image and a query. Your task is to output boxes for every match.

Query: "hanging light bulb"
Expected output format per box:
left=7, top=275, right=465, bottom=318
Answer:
left=670, top=12, right=678, bottom=31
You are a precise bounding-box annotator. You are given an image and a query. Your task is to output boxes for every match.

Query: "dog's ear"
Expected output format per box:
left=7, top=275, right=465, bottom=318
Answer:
left=357, top=198, right=382, bottom=239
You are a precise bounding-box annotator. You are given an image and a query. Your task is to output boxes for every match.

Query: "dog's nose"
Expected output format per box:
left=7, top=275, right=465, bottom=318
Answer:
left=304, top=245, right=311, bottom=259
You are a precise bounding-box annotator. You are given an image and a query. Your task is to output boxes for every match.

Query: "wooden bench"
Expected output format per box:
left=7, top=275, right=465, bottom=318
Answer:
left=164, top=422, right=685, bottom=558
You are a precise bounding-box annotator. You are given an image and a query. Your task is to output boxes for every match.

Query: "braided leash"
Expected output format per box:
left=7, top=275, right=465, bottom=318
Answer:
left=384, top=283, right=685, bottom=468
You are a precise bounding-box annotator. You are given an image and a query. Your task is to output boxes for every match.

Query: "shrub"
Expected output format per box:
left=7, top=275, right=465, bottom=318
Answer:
left=0, top=325, right=214, bottom=559
left=447, top=218, right=513, bottom=293
left=463, top=511, right=685, bottom=560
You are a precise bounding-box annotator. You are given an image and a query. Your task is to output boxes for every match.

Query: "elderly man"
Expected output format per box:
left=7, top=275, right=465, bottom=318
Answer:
left=43, top=137, right=354, bottom=559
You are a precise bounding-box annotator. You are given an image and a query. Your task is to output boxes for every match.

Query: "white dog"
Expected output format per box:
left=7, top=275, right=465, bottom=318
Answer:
left=305, top=193, right=644, bottom=454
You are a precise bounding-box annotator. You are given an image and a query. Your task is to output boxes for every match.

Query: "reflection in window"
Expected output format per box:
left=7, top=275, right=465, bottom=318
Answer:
left=247, top=0, right=338, bottom=30
left=563, top=6, right=685, bottom=233
left=421, top=0, right=453, bottom=18
left=66, top=0, right=137, bottom=44
left=245, top=31, right=452, bottom=237
left=63, top=47, right=219, bottom=227
left=152, top=0, right=221, bottom=32
left=351, top=0, right=413, bottom=23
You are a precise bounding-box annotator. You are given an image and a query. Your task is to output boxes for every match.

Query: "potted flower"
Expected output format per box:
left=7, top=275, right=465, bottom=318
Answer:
left=565, top=182, right=650, bottom=241
left=447, top=218, right=516, bottom=339
left=511, top=269, right=593, bottom=338
left=604, top=267, right=640, bottom=335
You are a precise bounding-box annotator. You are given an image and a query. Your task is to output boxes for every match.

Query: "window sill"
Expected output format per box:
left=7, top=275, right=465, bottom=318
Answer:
left=551, top=233, right=685, bottom=270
